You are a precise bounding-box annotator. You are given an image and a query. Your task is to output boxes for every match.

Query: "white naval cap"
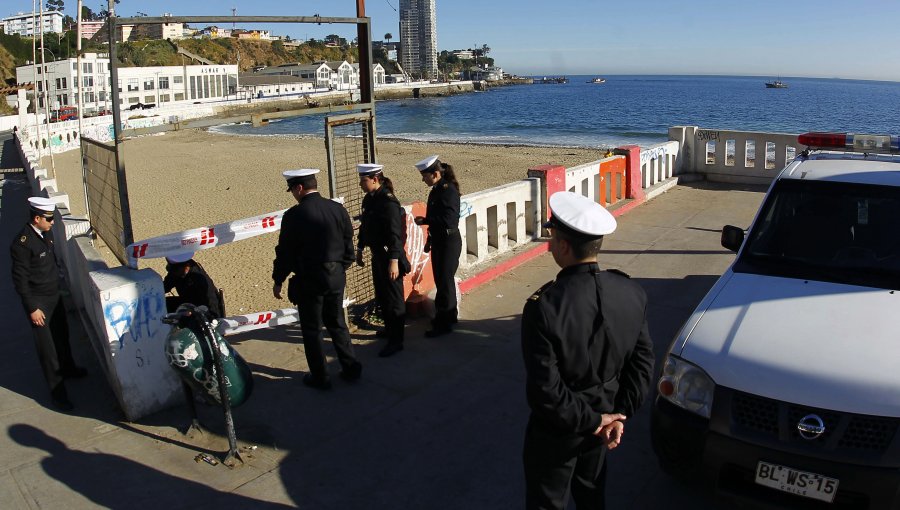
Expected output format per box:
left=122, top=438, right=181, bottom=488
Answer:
left=165, top=252, right=194, bottom=264
left=415, top=155, right=440, bottom=172
left=544, top=192, right=616, bottom=238
left=283, top=168, right=320, bottom=190
left=357, top=163, right=384, bottom=176
left=28, top=196, right=56, bottom=214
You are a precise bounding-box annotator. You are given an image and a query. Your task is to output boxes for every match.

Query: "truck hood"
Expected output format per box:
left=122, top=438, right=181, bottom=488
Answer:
left=679, top=272, right=900, bottom=417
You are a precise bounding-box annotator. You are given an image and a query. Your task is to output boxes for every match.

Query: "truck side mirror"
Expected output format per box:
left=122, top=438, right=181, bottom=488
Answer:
left=721, top=225, right=745, bottom=252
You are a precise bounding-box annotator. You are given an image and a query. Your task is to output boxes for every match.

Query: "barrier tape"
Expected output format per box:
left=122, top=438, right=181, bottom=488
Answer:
left=126, top=208, right=289, bottom=268
left=215, top=298, right=355, bottom=336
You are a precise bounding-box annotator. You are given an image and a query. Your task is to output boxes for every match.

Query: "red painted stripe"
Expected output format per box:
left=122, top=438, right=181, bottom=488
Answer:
left=458, top=196, right=647, bottom=294
left=459, top=242, right=549, bottom=294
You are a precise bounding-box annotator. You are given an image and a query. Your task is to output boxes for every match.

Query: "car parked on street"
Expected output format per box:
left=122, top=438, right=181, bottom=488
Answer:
left=652, top=132, right=900, bottom=509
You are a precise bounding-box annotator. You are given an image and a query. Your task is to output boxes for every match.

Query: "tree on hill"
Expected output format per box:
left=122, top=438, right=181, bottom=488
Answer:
left=384, top=33, right=392, bottom=44
left=46, top=0, right=65, bottom=13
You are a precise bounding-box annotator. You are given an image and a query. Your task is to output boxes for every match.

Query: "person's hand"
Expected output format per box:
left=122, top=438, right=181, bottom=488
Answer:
left=30, top=308, right=46, bottom=327
left=356, top=250, right=365, bottom=267
left=389, top=259, right=400, bottom=280
left=599, top=421, right=625, bottom=450
left=424, top=239, right=432, bottom=253
left=414, top=216, right=425, bottom=226
left=273, top=283, right=282, bottom=299
left=593, top=413, right=626, bottom=449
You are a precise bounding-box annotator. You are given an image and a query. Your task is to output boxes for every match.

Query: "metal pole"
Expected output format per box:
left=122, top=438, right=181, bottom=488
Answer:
left=77, top=0, right=91, bottom=221
left=38, top=1, right=57, bottom=177
left=106, top=0, right=135, bottom=252
left=31, top=1, right=43, bottom=155
left=356, top=0, right=374, bottom=105
left=199, top=312, right=242, bottom=467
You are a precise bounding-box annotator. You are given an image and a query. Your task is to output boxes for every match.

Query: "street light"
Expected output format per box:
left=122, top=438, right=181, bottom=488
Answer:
left=39, top=48, right=59, bottom=117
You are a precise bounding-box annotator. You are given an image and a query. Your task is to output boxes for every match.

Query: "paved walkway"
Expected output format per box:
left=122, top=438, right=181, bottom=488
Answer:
left=0, top=142, right=768, bottom=509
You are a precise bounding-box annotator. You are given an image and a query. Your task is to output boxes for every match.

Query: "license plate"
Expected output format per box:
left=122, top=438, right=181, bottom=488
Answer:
left=755, top=461, right=839, bottom=503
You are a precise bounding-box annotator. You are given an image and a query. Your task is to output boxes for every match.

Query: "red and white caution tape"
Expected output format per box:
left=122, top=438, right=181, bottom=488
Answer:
left=126, top=209, right=288, bottom=268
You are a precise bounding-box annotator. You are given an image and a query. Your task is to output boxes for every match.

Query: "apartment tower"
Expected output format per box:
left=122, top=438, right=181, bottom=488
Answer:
left=399, top=0, right=437, bottom=79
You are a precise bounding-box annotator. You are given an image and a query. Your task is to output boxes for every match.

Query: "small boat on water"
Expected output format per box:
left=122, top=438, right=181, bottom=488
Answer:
left=765, top=80, right=788, bottom=88
left=587, top=77, right=606, bottom=84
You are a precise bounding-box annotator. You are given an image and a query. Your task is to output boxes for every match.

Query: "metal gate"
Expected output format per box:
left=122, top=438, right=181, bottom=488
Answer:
left=325, top=112, right=377, bottom=324
left=81, top=136, right=134, bottom=265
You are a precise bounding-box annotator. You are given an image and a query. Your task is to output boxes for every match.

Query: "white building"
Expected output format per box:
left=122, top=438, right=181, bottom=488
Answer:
left=399, top=0, right=437, bottom=79
left=254, top=62, right=332, bottom=89
left=16, top=53, right=238, bottom=115
left=352, top=63, right=386, bottom=86
left=2, top=10, right=64, bottom=36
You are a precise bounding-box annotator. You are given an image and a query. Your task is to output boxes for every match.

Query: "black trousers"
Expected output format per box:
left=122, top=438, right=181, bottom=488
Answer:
left=523, top=419, right=608, bottom=510
left=29, top=294, right=77, bottom=392
left=371, top=249, right=406, bottom=345
left=430, top=231, right=462, bottom=327
left=297, top=270, right=358, bottom=380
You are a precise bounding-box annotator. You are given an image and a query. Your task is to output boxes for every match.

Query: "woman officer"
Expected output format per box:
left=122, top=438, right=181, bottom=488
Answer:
left=413, top=155, right=462, bottom=337
left=357, top=163, right=411, bottom=357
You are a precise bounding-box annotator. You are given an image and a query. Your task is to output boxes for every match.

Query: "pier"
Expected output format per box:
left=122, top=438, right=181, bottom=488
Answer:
left=0, top=123, right=805, bottom=508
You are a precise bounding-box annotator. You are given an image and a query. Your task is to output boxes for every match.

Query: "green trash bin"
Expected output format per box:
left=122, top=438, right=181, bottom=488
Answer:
left=164, top=310, right=253, bottom=408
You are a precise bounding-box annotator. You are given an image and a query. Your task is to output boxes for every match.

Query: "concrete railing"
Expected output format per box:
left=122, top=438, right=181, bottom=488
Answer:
left=565, top=156, right=628, bottom=207
left=15, top=132, right=181, bottom=422
left=640, top=141, right=680, bottom=188
left=670, top=126, right=804, bottom=184
left=458, top=179, right=542, bottom=269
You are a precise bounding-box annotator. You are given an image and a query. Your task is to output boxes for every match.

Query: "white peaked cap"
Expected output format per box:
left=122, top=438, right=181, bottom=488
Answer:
left=282, top=169, right=320, bottom=179
left=357, top=163, right=384, bottom=175
left=545, top=192, right=616, bottom=237
left=415, top=155, right=440, bottom=172
left=28, top=196, right=56, bottom=213
left=166, top=252, right=194, bottom=264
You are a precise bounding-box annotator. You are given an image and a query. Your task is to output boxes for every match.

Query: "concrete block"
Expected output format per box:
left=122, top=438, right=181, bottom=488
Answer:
left=87, top=267, right=181, bottom=421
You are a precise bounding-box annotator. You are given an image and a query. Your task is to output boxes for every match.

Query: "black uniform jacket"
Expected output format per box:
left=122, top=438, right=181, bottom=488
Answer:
left=272, top=192, right=355, bottom=286
left=422, top=180, right=461, bottom=237
left=164, top=264, right=223, bottom=318
left=521, top=262, right=654, bottom=436
left=358, top=186, right=406, bottom=261
left=10, top=224, right=60, bottom=313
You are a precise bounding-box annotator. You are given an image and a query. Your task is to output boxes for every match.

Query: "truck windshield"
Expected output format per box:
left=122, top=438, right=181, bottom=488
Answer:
left=736, top=179, right=900, bottom=289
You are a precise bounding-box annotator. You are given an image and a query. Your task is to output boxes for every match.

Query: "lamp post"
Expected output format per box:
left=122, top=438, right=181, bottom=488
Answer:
left=40, top=48, right=59, bottom=118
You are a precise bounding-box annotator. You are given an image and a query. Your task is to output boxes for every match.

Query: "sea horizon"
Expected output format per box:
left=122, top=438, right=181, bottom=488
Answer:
left=212, top=75, right=900, bottom=150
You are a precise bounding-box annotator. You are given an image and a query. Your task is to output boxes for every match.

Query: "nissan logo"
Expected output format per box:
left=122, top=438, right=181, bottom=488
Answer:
left=797, top=414, right=826, bottom=440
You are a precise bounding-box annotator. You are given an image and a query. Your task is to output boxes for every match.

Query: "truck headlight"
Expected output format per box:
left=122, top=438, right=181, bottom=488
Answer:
left=657, top=356, right=715, bottom=418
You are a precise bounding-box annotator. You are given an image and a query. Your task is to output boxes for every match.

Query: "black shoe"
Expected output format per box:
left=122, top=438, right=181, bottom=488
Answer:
left=50, top=386, right=74, bottom=412
left=339, top=363, right=362, bottom=382
left=378, top=343, right=404, bottom=358
left=59, top=366, right=88, bottom=379
left=425, top=326, right=453, bottom=338
left=302, top=373, right=332, bottom=390
left=374, top=329, right=388, bottom=338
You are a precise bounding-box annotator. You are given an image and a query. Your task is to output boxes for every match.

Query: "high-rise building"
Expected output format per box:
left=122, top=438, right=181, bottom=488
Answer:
left=399, top=0, right=437, bottom=79
left=2, top=11, right=64, bottom=36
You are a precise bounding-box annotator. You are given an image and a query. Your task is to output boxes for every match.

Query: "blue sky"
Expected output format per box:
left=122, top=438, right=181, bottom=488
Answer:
left=20, top=0, right=900, bottom=81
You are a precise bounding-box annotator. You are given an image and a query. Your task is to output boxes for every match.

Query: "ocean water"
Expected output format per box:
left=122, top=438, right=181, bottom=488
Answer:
left=213, top=75, right=900, bottom=149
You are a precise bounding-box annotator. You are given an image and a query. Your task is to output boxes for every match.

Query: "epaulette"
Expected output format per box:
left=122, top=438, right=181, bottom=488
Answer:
left=607, top=268, right=631, bottom=278
left=19, top=235, right=27, bottom=243
left=528, top=281, right=554, bottom=301
left=442, top=183, right=449, bottom=189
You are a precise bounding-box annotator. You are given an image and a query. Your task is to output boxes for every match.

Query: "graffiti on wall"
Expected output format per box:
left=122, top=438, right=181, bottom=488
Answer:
left=103, top=287, right=165, bottom=351
left=696, top=130, right=720, bottom=141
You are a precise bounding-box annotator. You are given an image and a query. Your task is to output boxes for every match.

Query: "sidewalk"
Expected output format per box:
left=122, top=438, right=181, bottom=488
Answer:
left=0, top=148, right=767, bottom=509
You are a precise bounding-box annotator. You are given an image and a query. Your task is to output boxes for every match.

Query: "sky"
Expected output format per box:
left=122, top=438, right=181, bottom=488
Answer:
left=12, top=0, right=900, bottom=81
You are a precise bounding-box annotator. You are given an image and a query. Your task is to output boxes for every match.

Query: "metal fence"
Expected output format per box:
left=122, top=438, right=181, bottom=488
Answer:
left=325, top=112, right=376, bottom=324
left=81, top=136, right=133, bottom=265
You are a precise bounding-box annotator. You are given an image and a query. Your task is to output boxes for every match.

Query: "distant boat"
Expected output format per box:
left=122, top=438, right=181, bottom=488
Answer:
left=765, top=80, right=788, bottom=88
left=587, top=77, right=606, bottom=84
left=535, top=76, right=568, bottom=84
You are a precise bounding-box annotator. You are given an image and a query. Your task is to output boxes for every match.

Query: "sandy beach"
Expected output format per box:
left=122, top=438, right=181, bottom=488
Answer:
left=47, top=129, right=604, bottom=315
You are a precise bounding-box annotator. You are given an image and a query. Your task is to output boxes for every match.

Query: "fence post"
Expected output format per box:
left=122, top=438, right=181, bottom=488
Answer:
left=527, top=164, right=566, bottom=236
left=615, top=145, right=644, bottom=201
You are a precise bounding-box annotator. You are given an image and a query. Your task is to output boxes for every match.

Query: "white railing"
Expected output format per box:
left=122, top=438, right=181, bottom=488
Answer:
left=670, top=126, right=804, bottom=184
left=457, top=178, right=542, bottom=269
left=566, top=160, right=607, bottom=201
left=640, top=141, right=679, bottom=188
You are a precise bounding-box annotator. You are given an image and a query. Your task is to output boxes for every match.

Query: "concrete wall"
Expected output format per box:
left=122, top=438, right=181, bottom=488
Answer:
left=15, top=132, right=181, bottom=422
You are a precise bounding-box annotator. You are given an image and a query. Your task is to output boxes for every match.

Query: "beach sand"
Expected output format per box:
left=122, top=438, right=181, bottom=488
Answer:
left=47, top=129, right=604, bottom=315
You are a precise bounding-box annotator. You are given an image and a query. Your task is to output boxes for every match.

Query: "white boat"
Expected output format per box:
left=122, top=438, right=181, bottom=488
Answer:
left=588, top=77, right=606, bottom=84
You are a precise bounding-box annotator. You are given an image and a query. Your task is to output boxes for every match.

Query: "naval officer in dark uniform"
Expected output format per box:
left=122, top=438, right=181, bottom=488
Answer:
left=273, top=169, right=362, bottom=390
left=413, top=155, right=462, bottom=337
left=356, top=163, right=411, bottom=357
left=163, top=252, right=224, bottom=318
left=521, top=192, right=654, bottom=510
left=11, top=197, right=87, bottom=411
